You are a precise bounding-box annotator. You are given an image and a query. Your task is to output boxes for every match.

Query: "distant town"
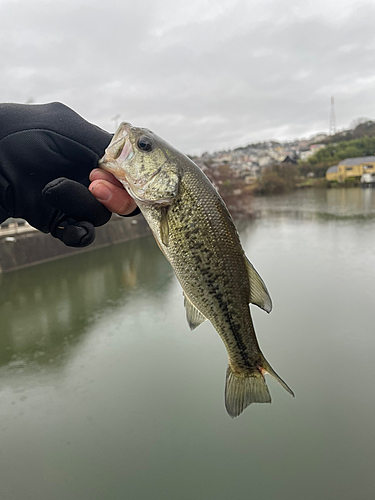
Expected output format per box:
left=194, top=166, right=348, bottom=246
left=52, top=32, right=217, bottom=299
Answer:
left=188, top=119, right=375, bottom=215
left=191, top=132, right=327, bottom=182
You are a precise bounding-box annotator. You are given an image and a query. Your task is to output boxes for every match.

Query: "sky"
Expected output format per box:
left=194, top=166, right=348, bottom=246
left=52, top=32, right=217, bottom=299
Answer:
left=1, top=0, right=375, bottom=154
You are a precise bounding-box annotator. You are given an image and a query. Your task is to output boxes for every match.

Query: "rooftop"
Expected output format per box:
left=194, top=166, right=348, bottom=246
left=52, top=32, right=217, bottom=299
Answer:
left=326, top=165, right=338, bottom=174
left=338, top=156, right=375, bottom=166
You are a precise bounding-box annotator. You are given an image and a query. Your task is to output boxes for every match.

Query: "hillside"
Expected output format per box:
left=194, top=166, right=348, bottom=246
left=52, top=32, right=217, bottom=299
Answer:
left=304, top=136, right=375, bottom=167
left=192, top=118, right=375, bottom=204
left=320, top=120, right=375, bottom=145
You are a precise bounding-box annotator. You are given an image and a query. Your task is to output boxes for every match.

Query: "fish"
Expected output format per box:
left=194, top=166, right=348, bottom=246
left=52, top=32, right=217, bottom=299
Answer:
left=99, top=123, right=294, bottom=417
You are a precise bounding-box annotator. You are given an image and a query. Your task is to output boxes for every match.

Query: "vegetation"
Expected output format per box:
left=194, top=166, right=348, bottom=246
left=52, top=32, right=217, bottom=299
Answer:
left=297, top=135, right=375, bottom=180
left=203, top=164, right=254, bottom=217
left=297, top=178, right=328, bottom=189
left=320, top=120, right=375, bottom=145
left=298, top=161, right=328, bottom=179
left=306, top=136, right=375, bottom=167
left=200, top=118, right=375, bottom=206
left=255, top=164, right=299, bottom=195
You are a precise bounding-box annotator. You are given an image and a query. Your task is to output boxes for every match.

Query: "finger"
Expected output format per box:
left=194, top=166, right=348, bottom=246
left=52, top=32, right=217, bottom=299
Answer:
left=89, top=168, right=123, bottom=188
left=43, top=178, right=111, bottom=226
left=52, top=217, right=96, bottom=247
left=89, top=179, right=138, bottom=215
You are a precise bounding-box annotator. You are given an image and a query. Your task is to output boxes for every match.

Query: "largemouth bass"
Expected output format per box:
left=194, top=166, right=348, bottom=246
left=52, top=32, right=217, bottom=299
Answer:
left=99, top=123, right=294, bottom=417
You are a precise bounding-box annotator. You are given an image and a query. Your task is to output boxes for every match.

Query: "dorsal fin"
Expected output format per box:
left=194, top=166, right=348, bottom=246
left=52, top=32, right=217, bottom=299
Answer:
left=183, top=292, right=207, bottom=330
left=245, top=256, right=272, bottom=313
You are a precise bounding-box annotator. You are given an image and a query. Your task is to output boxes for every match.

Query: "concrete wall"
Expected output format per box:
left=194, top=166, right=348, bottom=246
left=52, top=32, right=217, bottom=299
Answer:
left=0, top=214, right=151, bottom=273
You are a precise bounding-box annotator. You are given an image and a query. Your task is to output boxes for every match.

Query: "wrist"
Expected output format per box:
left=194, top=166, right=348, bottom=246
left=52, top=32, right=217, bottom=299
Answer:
left=0, top=205, right=9, bottom=224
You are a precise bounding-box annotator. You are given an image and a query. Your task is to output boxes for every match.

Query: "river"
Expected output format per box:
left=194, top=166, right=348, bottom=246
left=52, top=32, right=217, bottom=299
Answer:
left=0, top=188, right=374, bottom=499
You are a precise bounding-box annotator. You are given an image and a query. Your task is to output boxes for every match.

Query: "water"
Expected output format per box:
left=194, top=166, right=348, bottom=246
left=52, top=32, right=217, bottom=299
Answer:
left=0, top=188, right=374, bottom=500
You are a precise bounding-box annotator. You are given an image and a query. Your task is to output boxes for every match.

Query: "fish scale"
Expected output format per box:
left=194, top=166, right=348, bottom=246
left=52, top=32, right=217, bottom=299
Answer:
left=148, top=172, right=259, bottom=371
left=99, top=122, right=294, bottom=417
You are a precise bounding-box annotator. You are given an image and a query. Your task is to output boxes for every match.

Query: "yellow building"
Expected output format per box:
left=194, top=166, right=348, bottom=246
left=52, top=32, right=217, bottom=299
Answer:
left=325, top=156, right=375, bottom=182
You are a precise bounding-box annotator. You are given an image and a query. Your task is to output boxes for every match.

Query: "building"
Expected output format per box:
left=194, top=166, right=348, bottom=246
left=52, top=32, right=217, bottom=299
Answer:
left=0, top=217, right=36, bottom=236
left=325, top=156, right=375, bottom=182
left=326, top=165, right=338, bottom=181
left=281, top=155, right=298, bottom=165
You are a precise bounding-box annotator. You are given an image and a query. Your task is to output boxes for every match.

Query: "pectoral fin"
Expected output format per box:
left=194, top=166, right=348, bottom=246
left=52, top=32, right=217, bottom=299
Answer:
left=183, top=292, right=207, bottom=330
left=160, top=207, right=169, bottom=246
left=245, top=257, right=272, bottom=313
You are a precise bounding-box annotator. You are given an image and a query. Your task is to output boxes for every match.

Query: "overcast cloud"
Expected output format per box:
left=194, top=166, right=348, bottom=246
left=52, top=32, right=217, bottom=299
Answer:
left=1, top=0, right=375, bottom=153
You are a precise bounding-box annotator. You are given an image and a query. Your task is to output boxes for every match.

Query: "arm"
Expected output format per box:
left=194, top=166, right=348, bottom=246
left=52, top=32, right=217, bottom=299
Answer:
left=0, top=102, right=138, bottom=246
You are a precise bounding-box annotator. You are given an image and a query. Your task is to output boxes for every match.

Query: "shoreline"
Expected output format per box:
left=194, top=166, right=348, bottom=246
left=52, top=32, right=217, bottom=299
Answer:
left=0, top=214, right=151, bottom=273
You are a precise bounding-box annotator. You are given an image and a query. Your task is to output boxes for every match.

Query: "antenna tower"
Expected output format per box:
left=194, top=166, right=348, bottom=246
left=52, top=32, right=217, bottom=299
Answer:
left=111, top=114, right=121, bottom=130
left=329, top=96, right=336, bottom=136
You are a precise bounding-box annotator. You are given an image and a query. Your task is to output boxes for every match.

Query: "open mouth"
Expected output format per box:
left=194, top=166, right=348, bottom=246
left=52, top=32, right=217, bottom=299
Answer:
left=99, top=124, right=174, bottom=206
left=99, top=128, right=134, bottom=179
left=99, top=134, right=146, bottom=203
left=116, top=136, right=134, bottom=162
left=101, top=130, right=134, bottom=163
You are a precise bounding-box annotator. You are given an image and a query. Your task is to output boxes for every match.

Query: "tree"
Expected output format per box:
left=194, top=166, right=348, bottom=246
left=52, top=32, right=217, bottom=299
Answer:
left=305, top=136, right=375, bottom=169
left=256, top=163, right=298, bottom=194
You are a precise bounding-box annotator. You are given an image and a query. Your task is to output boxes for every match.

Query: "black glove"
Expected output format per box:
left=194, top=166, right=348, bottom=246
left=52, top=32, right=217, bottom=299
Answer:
left=0, top=102, right=139, bottom=247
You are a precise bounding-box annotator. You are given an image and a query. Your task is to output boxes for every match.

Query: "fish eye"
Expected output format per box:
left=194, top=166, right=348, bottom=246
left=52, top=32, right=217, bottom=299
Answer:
left=137, top=136, right=153, bottom=152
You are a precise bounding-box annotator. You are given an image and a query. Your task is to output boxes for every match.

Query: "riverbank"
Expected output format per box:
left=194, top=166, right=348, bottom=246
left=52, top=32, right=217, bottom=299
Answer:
left=0, top=214, right=150, bottom=273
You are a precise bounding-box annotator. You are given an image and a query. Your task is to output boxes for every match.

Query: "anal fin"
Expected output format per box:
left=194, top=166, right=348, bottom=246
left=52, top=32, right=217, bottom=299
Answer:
left=183, top=292, right=207, bottom=330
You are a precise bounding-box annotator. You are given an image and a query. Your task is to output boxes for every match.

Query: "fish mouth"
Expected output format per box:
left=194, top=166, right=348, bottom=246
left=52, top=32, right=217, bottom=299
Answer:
left=99, top=125, right=133, bottom=168
left=99, top=126, right=134, bottom=186
left=99, top=124, right=174, bottom=206
left=99, top=138, right=168, bottom=205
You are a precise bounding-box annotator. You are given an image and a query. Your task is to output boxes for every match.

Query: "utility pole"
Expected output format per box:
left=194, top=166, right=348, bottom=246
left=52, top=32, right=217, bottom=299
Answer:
left=111, top=114, right=121, bottom=130
left=329, top=96, right=336, bottom=136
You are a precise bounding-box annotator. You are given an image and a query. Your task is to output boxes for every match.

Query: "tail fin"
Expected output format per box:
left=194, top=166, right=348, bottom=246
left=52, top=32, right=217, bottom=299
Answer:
left=225, top=367, right=271, bottom=418
left=225, top=360, right=294, bottom=418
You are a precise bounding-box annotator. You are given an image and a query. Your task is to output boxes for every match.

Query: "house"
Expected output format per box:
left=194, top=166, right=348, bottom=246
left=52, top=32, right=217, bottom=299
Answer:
left=281, top=155, right=298, bottom=165
left=326, top=165, right=338, bottom=181
left=325, top=156, right=375, bottom=182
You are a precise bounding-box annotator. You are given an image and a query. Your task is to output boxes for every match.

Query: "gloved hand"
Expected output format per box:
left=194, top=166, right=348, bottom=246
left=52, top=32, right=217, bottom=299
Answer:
left=0, top=102, right=138, bottom=247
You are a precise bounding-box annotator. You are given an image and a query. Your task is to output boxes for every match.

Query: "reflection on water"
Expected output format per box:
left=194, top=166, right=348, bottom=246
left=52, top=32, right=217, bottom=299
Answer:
left=0, top=188, right=375, bottom=500
left=252, top=186, right=375, bottom=220
left=0, top=236, right=172, bottom=372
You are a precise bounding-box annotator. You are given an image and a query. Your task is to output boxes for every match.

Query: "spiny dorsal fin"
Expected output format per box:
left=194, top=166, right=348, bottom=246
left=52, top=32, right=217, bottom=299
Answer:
left=245, top=256, right=272, bottom=313
left=183, top=292, right=207, bottom=330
